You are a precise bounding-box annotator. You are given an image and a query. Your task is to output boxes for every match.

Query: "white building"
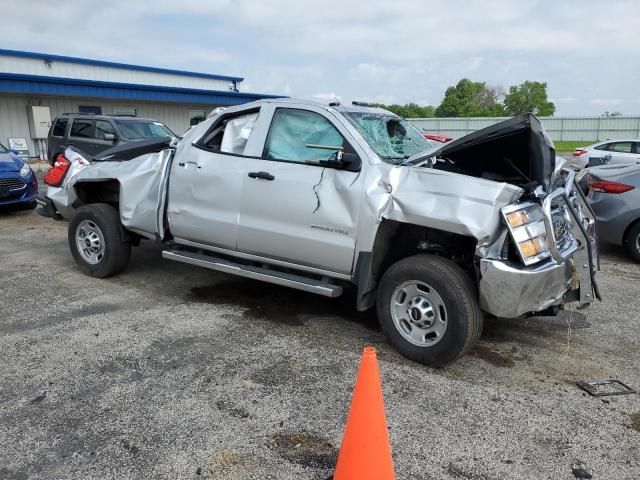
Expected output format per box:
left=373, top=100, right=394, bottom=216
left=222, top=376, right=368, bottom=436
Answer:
left=0, top=49, right=280, bottom=158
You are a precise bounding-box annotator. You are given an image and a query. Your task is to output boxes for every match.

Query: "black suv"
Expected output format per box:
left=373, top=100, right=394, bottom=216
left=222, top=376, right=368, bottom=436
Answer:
left=47, top=113, right=177, bottom=164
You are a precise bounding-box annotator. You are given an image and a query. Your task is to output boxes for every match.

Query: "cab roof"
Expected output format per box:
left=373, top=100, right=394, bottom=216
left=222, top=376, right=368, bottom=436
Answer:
left=233, top=97, right=398, bottom=117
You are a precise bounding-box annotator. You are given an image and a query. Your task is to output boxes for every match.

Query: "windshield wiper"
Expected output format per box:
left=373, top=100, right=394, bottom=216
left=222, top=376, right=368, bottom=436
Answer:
left=379, top=155, right=405, bottom=164
left=402, top=147, right=440, bottom=166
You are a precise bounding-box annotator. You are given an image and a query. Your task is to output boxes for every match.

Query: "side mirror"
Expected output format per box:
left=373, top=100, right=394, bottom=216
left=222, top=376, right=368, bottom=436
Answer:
left=340, top=151, right=361, bottom=172
left=104, top=133, right=116, bottom=142
left=304, top=143, right=361, bottom=171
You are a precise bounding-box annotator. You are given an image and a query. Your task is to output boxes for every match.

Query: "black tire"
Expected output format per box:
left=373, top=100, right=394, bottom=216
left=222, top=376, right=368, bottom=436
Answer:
left=68, top=203, right=131, bottom=278
left=624, top=222, right=640, bottom=262
left=376, top=254, right=483, bottom=367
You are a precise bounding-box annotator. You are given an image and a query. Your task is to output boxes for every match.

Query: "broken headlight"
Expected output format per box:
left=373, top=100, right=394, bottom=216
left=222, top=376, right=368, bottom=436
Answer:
left=502, top=202, right=551, bottom=266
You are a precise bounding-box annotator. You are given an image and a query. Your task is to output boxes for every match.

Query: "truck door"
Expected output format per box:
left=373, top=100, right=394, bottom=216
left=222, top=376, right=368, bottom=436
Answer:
left=236, top=106, right=365, bottom=275
left=166, top=110, right=260, bottom=250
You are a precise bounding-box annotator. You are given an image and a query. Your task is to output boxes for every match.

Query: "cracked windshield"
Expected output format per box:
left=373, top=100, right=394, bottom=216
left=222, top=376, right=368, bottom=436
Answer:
left=345, top=112, right=436, bottom=164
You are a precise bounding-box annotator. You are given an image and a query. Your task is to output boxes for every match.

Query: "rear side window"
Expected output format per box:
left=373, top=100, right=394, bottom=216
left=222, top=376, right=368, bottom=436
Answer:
left=52, top=118, right=68, bottom=137
left=609, top=142, right=633, bottom=153
left=70, top=119, right=95, bottom=138
left=95, top=120, right=116, bottom=140
left=199, top=110, right=260, bottom=154
left=594, top=143, right=609, bottom=151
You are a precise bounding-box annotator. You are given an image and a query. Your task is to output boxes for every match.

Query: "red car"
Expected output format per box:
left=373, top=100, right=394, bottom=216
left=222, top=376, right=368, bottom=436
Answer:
left=423, top=133, right=453, bottom=143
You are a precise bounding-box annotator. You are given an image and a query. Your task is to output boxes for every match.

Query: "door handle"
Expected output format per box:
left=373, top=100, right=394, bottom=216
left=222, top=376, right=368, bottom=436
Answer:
left=248, top=171, right=275, bottom=180
left=178, top=161, right=201, bottom=169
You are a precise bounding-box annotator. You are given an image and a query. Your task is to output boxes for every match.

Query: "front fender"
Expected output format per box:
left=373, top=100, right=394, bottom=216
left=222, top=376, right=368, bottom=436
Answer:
left=367, top=165, right=522, bottom=250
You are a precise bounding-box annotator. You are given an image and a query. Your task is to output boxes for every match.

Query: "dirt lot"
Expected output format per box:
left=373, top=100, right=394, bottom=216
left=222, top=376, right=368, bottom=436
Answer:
left=1, top=207, right=639, bottom=480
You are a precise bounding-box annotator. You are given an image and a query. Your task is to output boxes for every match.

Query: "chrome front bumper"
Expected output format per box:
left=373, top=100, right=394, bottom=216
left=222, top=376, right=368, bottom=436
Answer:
left=479, top=171, right=599, bottom=318
left=479, top=258, right=571, bottom=318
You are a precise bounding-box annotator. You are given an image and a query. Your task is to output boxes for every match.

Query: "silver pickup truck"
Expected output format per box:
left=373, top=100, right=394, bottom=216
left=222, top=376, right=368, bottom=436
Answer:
left=38, top=99, right=600, bottom=366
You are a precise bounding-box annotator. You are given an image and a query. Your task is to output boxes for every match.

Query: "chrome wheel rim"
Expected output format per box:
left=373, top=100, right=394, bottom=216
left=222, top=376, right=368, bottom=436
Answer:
left=390, top=280, right=448, bottom=347
left=75, top=220, right=105, bottom=265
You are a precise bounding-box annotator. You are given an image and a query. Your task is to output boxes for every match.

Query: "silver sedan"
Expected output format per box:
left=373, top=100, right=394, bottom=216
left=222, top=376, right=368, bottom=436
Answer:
left=583, top=163, right=640, bottom=260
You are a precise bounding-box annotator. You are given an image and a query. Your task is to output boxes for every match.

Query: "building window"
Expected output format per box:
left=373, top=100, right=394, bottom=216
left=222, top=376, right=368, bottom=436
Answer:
left=113, top=107, right=137, bottom=116
left=189, top=110, right=206, bottom=127
left=78, top=105, right=102, bottom=115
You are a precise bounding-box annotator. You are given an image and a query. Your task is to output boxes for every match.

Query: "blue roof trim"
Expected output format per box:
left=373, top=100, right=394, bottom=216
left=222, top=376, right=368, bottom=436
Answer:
left=0, top=48, right=244, bottom=83
left=0, top=73, right=283, bottom=106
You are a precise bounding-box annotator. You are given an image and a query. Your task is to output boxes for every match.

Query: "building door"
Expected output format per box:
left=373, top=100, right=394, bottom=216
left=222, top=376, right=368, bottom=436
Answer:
left=78, top=105, right=102, bottom=115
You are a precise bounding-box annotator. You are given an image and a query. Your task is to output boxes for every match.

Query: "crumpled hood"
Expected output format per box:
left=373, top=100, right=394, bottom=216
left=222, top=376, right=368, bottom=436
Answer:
left=431, top=113, right=556, bottom=190
left=0, top=152, right=22, bottom=172
left=361, top=162, right=524, bottom=253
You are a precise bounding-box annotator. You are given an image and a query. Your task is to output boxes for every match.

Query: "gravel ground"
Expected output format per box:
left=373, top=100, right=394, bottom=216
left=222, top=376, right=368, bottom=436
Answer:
left=1, top=205, right=639, bottom=479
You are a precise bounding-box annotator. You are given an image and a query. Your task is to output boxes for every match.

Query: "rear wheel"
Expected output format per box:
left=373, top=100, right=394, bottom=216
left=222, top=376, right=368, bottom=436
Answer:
left=377, top=254, right=483, bottom=367
left=624, top=222, right=640, bottom=262
left=68, top=203, right=131, bottom=278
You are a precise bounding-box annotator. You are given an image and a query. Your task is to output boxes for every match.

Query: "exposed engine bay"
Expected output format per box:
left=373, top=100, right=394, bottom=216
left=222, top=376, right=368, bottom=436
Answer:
left=425, top=113, right=555, bottom=192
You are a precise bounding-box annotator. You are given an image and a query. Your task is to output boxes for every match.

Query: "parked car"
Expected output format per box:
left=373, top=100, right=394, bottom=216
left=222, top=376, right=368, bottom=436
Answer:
left=47, top=113, right=177, bottom=165
left=0, top=141, right=37, bottom=210
left=423, top=133, right=454, bottom=143
left=580, top=163, right=640, bottom=261
left=37, top=100, right=599, bottom=366
left=568, top=139, right=640, bottom=170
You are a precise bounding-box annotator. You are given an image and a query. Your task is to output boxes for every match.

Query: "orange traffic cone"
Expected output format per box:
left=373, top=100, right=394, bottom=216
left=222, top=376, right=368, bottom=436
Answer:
left=333, top=346, right=395, bottom=480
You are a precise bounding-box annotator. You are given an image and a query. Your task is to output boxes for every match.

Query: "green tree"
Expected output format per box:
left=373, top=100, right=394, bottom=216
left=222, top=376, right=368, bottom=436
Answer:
left=503, top=81, right=555, bottom=116
left=375, top=102, right=435, bottom=118
left=434, top=79, right=504, bottom=117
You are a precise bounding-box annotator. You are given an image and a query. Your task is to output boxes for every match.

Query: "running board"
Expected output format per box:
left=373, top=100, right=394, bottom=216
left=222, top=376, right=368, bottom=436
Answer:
left=162, top=249, right=343, bottom=298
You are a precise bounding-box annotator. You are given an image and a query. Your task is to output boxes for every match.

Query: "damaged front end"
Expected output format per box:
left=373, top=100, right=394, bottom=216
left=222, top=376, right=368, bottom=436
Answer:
left=479, top=168, right=600, bottom=318
left=428, top=114, right=600, bottom=318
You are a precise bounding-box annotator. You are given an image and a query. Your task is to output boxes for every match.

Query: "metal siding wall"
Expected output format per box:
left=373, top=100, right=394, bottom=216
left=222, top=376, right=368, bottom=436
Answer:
left=410, top=116, right=640, bottom=142
left=0, top=56, right=234, bottom=91
left=0, top=94, right=218, bottom=156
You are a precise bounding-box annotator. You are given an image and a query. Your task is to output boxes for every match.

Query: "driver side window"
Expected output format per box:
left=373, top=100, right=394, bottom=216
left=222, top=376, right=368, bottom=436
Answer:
left=263, top=109, right=345, bottom=163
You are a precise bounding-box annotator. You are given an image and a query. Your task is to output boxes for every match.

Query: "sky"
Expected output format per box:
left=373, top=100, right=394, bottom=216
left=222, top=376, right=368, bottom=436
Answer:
left=1, top=0, right=639, bottom=115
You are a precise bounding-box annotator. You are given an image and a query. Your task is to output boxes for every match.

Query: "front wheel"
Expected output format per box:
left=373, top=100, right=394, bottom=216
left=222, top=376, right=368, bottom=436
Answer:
left=376, top=255, right=483, bottom=367
left=68, top=203, right=131, bottom=278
